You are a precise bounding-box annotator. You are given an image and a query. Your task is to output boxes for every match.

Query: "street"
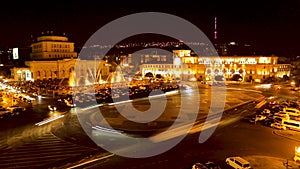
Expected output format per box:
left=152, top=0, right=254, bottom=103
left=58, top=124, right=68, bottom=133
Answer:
left=0, top=82, right=299, bottom=168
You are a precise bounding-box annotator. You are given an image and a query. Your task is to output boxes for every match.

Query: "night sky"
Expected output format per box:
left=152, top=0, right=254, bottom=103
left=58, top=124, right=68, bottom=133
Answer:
left=1, top=0, right=300, bottom=57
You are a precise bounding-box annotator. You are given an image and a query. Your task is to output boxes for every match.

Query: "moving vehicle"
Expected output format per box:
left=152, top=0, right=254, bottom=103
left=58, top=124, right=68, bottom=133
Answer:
left=64, top=99, right=76, bottom=108
left=225, top=156, right=252, bottom=169
left=48, top=105, right=57, bottom=111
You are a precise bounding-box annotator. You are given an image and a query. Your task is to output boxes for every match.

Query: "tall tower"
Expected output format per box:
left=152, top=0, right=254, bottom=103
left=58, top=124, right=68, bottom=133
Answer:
left=214, top=16, right=217, bottom=40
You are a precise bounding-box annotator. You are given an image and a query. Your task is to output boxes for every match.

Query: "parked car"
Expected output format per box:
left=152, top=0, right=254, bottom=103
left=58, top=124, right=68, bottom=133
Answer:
left=264, top=118, right=275, bottom=127
left=270, top=122, right=286, bottom=130
left=225, top=156, right=252, bottom=169
left=249, top=117, right=257, bottom=124
left=261, top=108, right=271, bottom=115
left=204, top=161, right=221, bottom=169
left=0, top=109, right=10, bottom=119
left=192, top=162, right=208, bottom=169
left=256, top=115, right=267, bottom=121
left=274, top=111, right=289, bottom=118
left=6, top=106, right=26, bottom=116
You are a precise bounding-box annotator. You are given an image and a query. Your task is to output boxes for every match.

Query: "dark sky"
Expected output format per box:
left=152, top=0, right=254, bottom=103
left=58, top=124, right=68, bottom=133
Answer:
left=1, top=0, right=300, bottom=56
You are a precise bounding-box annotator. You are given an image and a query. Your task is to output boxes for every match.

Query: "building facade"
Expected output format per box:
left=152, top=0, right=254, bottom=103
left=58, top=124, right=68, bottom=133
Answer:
left=30, top=35, right=77, bottom=60
left=11, top=58, right=110, bottom=85
left=140, top=50, right=291, bottom=82
left=11, top=35, right=110, bottom=85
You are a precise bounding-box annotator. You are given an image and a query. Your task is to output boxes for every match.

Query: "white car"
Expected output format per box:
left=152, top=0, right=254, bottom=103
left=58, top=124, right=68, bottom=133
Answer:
left=225, top=156, right=252, bottom=169
left=270, top=122, right=286, bottom=130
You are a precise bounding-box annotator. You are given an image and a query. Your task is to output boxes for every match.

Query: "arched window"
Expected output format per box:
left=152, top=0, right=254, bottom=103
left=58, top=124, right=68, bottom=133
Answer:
left=214, top=69, right=219, bottom=74
left=239, top=69, right=243, bottom=74
left=207, top=69, right=211, bottom=74
left=69, top=67, right=74, bottom=73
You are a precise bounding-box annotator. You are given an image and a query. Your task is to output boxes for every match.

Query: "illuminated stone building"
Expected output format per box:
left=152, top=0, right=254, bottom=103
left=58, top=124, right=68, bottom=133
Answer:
left=141, top=50, right=291, bottom=82
left=12, top=58, right=110, bottom=85
left=12, top=34, right=110, bottom=85
left=125, top=49, right=172, bottom=74
left=30, top=35, right=77, bottom=60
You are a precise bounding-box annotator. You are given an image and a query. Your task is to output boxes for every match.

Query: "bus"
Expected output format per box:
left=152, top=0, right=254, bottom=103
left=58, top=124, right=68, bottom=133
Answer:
left=282, top=119, right=300, bottom=131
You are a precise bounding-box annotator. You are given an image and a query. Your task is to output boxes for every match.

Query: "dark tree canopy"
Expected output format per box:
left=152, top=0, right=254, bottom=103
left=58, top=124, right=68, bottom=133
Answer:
left=145, top=72, right=154, bottom=78
left=231, top=74, right=242, bottom=81
left=156, top=74, right=163, bottom=79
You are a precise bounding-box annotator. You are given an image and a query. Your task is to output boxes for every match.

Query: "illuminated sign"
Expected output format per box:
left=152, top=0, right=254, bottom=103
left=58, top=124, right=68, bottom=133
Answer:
left=13, top=48, right=19, bottom=60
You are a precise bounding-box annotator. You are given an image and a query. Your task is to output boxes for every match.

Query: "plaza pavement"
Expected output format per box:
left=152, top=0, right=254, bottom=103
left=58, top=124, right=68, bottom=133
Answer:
left=88, top=85, right=264, bottom=132
left=85, top=84, right=300, bottom=168
left=244, top=155, right=299, bottom=169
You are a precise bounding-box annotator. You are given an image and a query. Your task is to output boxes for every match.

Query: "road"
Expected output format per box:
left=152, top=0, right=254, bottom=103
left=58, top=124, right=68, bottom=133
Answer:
left=0, top=82, right=299, bottom=168
left=77, top=101, right=300, bottom=169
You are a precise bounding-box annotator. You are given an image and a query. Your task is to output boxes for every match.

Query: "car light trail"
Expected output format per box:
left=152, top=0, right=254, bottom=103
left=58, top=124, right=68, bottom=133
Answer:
left=35, top=115, right=64, bottom=126
left=67, top=153, right=115, bottom=169
left=108, top=99, right=132, bottom=106
left=150, top=122, right=193, bottom=143
left=92, top=125, right=123, bottom=134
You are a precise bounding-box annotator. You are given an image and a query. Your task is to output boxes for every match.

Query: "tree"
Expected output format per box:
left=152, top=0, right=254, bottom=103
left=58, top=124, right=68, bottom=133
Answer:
left=231, top=74, right=242, bottom=81
left=283, top=75, right=289, bottom=81
left=145, top=72, right=154, bottom=78
left=156, top=74, right=163, bottom=79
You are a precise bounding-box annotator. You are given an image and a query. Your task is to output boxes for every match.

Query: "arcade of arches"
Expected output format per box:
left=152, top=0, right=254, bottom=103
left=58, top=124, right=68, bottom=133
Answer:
left=12, top=58, right=110, bottom=86
left=141, top=55, right=291, bottom=82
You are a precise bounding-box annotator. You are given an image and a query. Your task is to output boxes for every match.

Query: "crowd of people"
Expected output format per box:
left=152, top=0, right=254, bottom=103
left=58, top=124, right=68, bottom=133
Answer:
left=2, top=78, right=181, bottom=107
left=73, top=79, right=180, bottom=106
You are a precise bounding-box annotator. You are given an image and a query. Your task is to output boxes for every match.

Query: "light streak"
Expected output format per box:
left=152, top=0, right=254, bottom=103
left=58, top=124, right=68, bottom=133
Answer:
left=92, top=125, right=123, bottom=134
left=35, top=115, right=64, bottom=126
left=67, top=153, right=114, bottom=169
